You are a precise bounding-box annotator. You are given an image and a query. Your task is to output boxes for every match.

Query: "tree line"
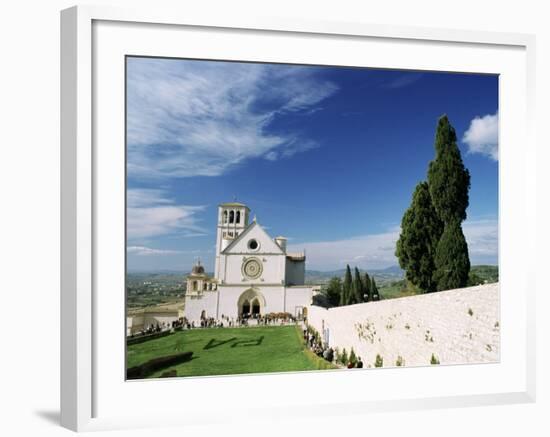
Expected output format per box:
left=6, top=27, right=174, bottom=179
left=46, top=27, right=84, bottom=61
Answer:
left=396, top=115, right=471, bottom=293
left=324, top=265, right=381, bottom=307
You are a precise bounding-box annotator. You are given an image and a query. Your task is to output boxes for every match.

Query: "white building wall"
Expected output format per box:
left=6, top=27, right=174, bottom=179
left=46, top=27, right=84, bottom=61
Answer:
left=222, top=254, right=285, bottom=285
left=184, top=291, right=219, bottom=322
left=183, top=284, right=313, bottom=322
left=307, top=283, right=500, bottom=368
left=284, top=286, right=313, bottom=317
left=127, top=311, right=181, bottom=335
left=217, top=285, right=286, bottom=318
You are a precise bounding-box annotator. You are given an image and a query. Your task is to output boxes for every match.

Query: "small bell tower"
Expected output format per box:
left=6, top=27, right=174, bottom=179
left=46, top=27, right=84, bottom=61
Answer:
left=214, top=201, right=250, bottom=278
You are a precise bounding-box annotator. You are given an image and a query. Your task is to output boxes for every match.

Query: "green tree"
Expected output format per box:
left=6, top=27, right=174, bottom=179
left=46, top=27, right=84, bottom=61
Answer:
left=433, top=219, right=471, bottom=290
left=467, top=271, right=484, bottom=286
left=363, top=272, right=372, bottom=302
left=371, top=277, right=380, bottom=301
left=349, top=348, right=357, bottom=367
left=352, top=267, right=364, bottom=304
left=341, top=265, right=353, bottom=306
left=427, top=115, right=471, bottom=223
left=395, top=181, right=443, bottom=292
left=341, top=348, right=348, bottom=365
left=325, top=277, right=343, bottom=307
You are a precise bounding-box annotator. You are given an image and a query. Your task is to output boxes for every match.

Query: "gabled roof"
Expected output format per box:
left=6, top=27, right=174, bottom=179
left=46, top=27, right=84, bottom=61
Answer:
left=221, top=221, right=284, bottom=255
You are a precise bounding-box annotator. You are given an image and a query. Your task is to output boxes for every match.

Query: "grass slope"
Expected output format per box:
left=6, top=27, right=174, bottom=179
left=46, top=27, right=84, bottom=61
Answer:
left=127, top=325, right=335, bottom=378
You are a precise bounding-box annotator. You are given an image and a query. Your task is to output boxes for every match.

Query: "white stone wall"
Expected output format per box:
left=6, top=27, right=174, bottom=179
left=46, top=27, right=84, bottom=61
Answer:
left=285, top=286, right=313, bottom=317
left=184, top=290, right=219, bottom=322
left=307, top=283, right=500, bottom=368
left=127, top=311, right=181, bottom=335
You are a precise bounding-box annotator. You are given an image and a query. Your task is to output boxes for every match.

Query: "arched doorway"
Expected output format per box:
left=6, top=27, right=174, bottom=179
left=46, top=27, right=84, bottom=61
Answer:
left=251, top=298, right=260, bottom=316
left=242, top=300, right=250, bottom=316
left=238, top=288, right=266, bottom=318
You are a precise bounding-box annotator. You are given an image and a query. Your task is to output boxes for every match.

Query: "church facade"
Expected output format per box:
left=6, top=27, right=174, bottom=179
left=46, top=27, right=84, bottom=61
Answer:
left=183, top=202, right=313, bottom=322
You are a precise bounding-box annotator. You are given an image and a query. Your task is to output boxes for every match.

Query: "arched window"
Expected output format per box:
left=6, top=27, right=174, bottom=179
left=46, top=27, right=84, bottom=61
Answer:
left=229, top=210, right=235, bottom=223
left=223, top=210, right=228, bottom=223
left=236, top=211, right=241, bottom=223
left=192, top=281, right=198, bottom=291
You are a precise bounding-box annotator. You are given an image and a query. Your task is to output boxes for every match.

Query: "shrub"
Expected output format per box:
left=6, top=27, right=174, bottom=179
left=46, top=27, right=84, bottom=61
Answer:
left=468, top=308, right=474, bottom=316
left=374, top=354, right=383, bottom=368
left=430, top=353, right=440, bottom=365
left=126, top=330, right=172, bottom=345
left=127, top=351, right=193, bottom=379
left=349, top=348, right=357, bottom=366
left=396, top=356, right=404, bottom=367
left=341, top=348, right=348, bottom=365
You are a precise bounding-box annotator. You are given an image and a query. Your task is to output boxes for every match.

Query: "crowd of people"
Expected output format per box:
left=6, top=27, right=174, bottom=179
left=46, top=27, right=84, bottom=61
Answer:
left=130, top=321, right=171, bottom=338
left=165, top=313, right=299, bottom=331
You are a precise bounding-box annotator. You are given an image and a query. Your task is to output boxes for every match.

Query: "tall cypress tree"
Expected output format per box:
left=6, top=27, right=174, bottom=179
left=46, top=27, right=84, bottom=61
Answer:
left=363, top=272, right=372, bottom=302
left=352, top=267, right=364, bottom=304
left=427, top=115, right=471, bottom=223
left=427, top=115, right=471, bottom=289
left=432, top=219, right=470, bottom=291
left=341, top=265, right=353, bottom=306
left=395, top=181, right=443, bottom=292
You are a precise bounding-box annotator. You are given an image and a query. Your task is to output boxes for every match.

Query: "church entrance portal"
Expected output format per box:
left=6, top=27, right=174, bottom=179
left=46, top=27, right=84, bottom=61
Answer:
left=238, top=289, right=265, bottom=318
left=251, top=299, right=260, bottom=316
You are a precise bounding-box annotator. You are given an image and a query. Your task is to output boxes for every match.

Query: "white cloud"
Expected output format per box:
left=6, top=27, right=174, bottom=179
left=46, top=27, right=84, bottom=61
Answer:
left=463, top=112, right=499, bottom=160
left=383, top=72, right=424, bottom=89
left=127, top=188, right=207, bottom=240
left=463, top=218, right=498, bottom=261
left=127, top=246, right=182, bottom=256
left=127, top=58, right=338, bottom=178
left=288, top=228, right=401, bottom=271
left=288, top=218, right=498, bottom=271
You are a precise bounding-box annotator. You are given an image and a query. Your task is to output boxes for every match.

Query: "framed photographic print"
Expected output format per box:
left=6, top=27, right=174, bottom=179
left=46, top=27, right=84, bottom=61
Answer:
left=61, top=5, right=536, bottom=432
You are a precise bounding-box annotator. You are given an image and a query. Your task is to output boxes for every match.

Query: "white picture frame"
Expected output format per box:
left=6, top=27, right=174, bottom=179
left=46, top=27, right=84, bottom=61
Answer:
left=60, top=5, right=536, bottom=432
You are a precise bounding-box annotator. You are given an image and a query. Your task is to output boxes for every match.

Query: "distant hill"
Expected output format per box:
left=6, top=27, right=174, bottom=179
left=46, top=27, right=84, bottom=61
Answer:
left=127, top=265, right=497, bottom=289
left=469, top=265, right=499, bottom=284
left=306, top=265, right=498, bottom=287
left=306, top=266, right=404, bottom=286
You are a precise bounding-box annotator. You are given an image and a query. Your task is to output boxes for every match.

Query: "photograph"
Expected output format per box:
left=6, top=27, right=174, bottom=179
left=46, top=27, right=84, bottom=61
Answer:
left=125, top=56, right=499, bottom=379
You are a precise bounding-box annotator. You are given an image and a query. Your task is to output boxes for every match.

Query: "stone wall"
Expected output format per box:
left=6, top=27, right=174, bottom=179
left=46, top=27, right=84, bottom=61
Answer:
left=307, top=283, right=499, bottom=368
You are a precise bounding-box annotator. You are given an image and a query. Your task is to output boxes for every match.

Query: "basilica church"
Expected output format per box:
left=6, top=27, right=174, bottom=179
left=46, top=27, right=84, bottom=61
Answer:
left=183, top=202, right=313, bottom=322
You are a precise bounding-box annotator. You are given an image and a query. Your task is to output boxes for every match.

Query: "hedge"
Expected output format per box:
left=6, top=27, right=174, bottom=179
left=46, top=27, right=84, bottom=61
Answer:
left=127, top=351, right=194, bottom=379
left=126, top=330, right=172, bottom=346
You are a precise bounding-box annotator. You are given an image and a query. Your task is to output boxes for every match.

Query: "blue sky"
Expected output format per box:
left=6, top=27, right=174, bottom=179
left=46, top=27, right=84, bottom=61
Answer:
left=126, top=57, right=498, bottom=272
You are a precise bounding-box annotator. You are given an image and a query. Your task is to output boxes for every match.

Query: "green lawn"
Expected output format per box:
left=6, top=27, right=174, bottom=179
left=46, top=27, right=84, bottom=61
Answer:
left=127, top=325, right=335, bottom=378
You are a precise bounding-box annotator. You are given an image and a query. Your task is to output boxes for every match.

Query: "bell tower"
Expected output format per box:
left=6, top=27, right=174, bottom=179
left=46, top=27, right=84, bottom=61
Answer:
left=215, top=201, right=250, bottom=279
